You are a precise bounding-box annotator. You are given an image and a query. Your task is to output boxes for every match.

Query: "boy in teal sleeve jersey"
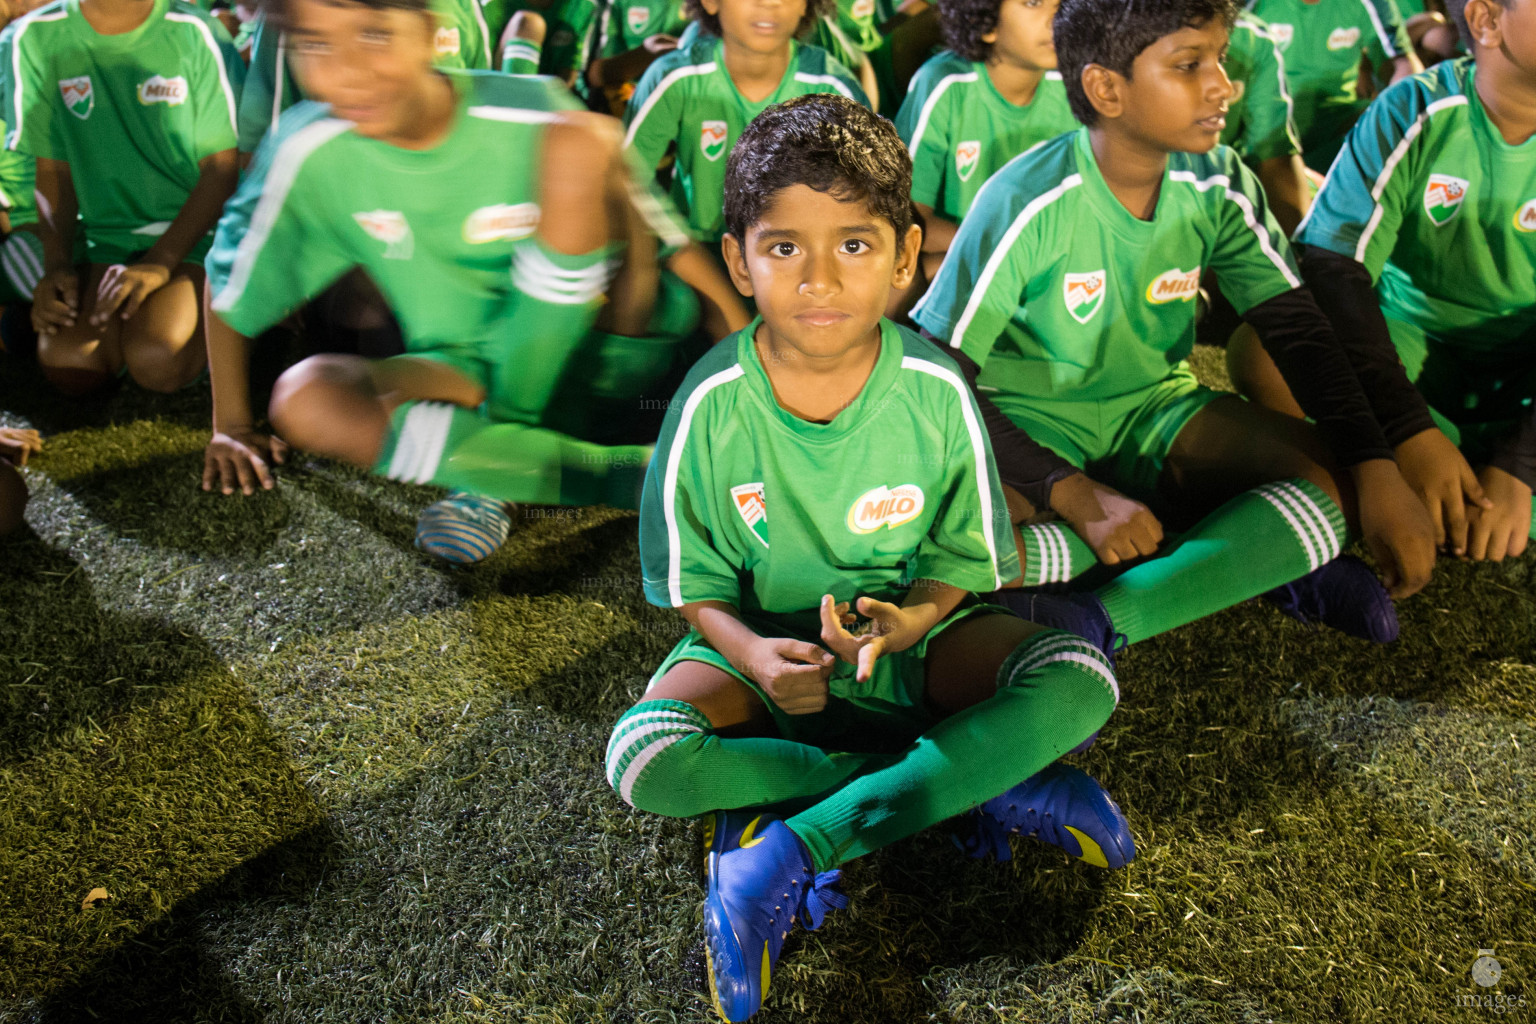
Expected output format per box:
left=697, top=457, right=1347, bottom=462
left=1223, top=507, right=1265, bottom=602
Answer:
left=1230, top=0, right=1536, bottom=561
left=913, top=0, right=1437, bottom=648
left=622, top=0, right=866, bottom=250
left=612, top=94, right=1133, bottom=1022
left=9, top=0, right=243, bottom=396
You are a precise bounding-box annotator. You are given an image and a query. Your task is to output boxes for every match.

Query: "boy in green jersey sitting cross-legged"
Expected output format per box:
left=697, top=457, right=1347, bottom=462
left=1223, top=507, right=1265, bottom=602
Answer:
left=610, top=94, right=1135, bottom=1022
left=912, top=0, right=1439, bottom=652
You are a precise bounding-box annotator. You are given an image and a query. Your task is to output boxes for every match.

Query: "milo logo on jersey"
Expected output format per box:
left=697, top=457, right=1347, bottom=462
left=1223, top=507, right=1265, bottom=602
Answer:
left=353, top=210, right=414, bottom=259
left=731, top=483, right=769, bottom=548
left=137, top=75, right=189, bottom=106
left=955, top=141, right=981, bottom=183
left=1326, top=26, right=1361, bottom=50
left=1146, top=266, right=1201, bottom=304
left=1267, top=23, right=1293, bottom=49
left=59, top=76, right=93, bottom=120
left=1063, top=270, right=1106, bottom=324
left=434, top=26, right=462, bottom=56
left=700, top=121, right=729, bottom=162
left=626, top=5, right=649, bottom=35
left=463, top=203, right=540, bottom=243
left=847, top=484, right=924, bottom=534
left=1514, top=199, right=1536, bottom=233
left=1424, top=174, right=1469, bottom=226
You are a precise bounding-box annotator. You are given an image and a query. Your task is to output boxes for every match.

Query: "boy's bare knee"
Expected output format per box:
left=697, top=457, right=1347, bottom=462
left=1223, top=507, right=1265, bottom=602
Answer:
left=122, top=345, right=202, bottom=393
left=509, top=9, right=546, bottom=42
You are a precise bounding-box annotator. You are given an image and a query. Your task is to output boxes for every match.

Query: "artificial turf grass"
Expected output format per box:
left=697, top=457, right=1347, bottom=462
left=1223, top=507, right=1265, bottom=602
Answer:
left=1, top=349, right=1533, bottom=1022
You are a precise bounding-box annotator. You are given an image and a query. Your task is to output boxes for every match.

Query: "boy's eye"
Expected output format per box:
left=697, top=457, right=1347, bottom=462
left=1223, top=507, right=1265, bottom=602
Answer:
left=841, top=239, right=869, bottom=254
left=771, top=242, right=798, bottom=257
left=294, top=37, right=328, bottom=55
left=361, top=27, right=392, bottom=44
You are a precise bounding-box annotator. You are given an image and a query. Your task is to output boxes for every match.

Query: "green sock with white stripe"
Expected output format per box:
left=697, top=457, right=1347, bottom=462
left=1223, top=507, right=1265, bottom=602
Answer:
left=1018, top=521, right=1096, bottom=587
left=485, top=238, right=623, bottom=425
left=606, top=699, right=894, bottom=818
left=786, top=630, right=1118, bottom=871
left=373, top=400, right=651, bottom=508
left=501, top=37, right=542, bottom=74
left=1094, top=478, right=1348, bottom=646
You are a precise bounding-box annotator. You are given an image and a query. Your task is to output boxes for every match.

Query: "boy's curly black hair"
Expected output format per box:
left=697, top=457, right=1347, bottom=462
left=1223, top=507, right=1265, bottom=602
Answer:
left=724, top=94, right=912, bottom=242
left=1054, top=0, right=1237, bottom=125
left=938, top=0, right=1004, bottom=62
left=684, top=0, right=831, bottom=45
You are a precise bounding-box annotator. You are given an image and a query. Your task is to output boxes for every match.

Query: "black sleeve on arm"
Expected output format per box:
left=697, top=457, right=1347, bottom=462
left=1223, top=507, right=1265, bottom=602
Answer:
left=1295, top=243, right=1438, bottom=446
left=1242, top=284, right=1395, bottom=466
left=926, top=333, right=1079, bottom=511
left=1488, top=410, right=1536, bottom=490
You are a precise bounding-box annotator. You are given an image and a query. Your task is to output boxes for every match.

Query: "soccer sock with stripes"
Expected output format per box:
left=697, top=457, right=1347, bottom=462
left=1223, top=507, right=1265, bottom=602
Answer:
left=1017, top=521, right=1097, bottom=586
left=1094, top=478, right=1347, bottom=646
left=373, top=400, right=651, bottom=508
left=501, top=37, right=542, bottom=74
left=606, top=700, right=896, bottom=818
left=784, top=631, right=1117, bottom=871
left=485, top=238, right=622, bottom=425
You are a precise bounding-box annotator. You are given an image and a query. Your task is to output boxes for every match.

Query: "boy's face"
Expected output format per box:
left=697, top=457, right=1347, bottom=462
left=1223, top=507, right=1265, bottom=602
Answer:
left=287, top=0, right=439, bottom=142
left=703, top=0, right=807, bottom=55
left=985, top=0, right=1059, bottom=71
left=1091, top=20, right=1233, bottom=153
left=1468, top=0, right=1536, bottom=67
left=722, top=184, right=920, bottom=360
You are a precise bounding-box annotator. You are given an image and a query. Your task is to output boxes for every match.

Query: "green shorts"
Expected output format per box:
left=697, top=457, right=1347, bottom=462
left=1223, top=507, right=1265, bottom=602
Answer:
left=0, top=229, right=42, bottom=305
left=987, top=364, right=1226, bottom=503
left=1389, top=316, right=1536, bottom=464
left=646, top=598, right=1009, bottom=749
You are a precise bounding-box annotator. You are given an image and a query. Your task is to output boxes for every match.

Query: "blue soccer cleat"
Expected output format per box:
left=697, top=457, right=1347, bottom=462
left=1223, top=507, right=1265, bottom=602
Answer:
left=1262, top=554, right=1399, bottom=643
left=702, top=812, right=848, bottom=1022
left=991, top=589, right=1128, bottom=665
left=954, top=762, right=1136, bottom=869
left=413, top=491, right=514, bottom=564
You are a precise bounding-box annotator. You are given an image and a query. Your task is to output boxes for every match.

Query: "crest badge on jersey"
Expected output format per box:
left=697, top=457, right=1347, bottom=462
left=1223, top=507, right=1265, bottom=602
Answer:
left=1423, top=174, right=1469, bottom=226
left=1513, top=199, right=1536, bottom=233
left=463, top=203, right=541, bottom=244
left=59, top=76, right=93, bottom=120
left=955, top=141, right=981, bottom=182
left=1326, top=26, right=1361, bottom=49
left=353, top=210, right=414, bottom=259
left=847, top=484, right=924, bottom=535
left=137, top=75, right=188, bottom=106
left=700, top=121, right=729, bottom=162
left=1063, top=270, right=1106, bottom=324
left=1146, top=266, right=1201, bottom=304
left=434, top=26, right=461, bottom=56
left=731, top=483, right=769, bottom=549
left=626, top=5, right=649, bottom=35
left=1267, top=22, right=1293, bottom=49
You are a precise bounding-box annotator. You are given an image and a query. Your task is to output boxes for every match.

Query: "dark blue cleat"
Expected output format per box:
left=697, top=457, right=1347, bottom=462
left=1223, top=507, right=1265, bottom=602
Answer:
left=954, top=763, right=1136, bottom=869
left=1262, top=554, right=1399, bottom=643
left=702, top=812, right=848, bottom=1021
left=989, top=589, right=1127, bottom=665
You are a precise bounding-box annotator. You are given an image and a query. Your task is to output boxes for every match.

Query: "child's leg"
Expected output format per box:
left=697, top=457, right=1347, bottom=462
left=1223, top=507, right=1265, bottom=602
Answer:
left=784, top=617, right=1116, bottom=871
left=117, top=263, right=207, bottom=393
left=608, top=660, right=895, bottom=819
left=500, top=10, right=546, bottom=73
left=1225, top=324, right=1306, bottom=419
left=36, top=264, right=122, bottom=396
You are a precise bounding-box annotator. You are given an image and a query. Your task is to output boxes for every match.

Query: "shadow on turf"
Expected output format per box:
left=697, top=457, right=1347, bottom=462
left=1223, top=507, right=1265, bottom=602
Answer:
left=31, top=821, right=345, bottom=1024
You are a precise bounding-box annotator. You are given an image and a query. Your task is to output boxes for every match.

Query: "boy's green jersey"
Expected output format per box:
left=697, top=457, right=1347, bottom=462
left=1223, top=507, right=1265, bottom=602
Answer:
left=1296, top=58, right=1536, bottom=356
left=1245, top=0, right=1411, bottom=170
left=8, top=0, right=243, bottom=265
left=237, top=0, right=489, bottom=155
left=0, top=22, right=37, bottom=227
left=487, top=0, right=599, bottom=80
left=894, top=52, right=1074, bottom=223
left=912, top=128, right=1300, bottom=401
left=1221, top=11, right=1301, bottom=163
left=209, top=71, right=687, bottom=351
left=624, top=37, right=866, bottom=244
left=639, top=318, right=1019, bottom=639
left=598, top=0, right=686, bottom=58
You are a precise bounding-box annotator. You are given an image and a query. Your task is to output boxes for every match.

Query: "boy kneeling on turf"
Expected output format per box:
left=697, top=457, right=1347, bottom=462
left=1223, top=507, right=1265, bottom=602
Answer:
left=608, top=94, right=1133, bottom=1023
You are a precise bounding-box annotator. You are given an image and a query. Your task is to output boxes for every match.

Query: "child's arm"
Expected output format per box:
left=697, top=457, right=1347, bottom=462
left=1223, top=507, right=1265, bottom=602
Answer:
left=817, top=582, right=964, bottom=684
left=684, top=600, right=836, bottom=715
left=588, top=34, right=678, bottom=90
left=1253, top=156, right=1310, bottom=236
left=93, top=147, right=239, bottom=325
left=666, top=241, right=751, bottom=339
left=201, top=298, right=288, bottom=495
left=31, top=156, right=78, bottom=333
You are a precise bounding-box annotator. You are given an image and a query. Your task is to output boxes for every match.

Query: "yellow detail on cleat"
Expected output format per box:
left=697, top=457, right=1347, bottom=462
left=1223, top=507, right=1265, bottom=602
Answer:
left=759, top=941, right=772, bottom=998
left=739, top=815, right=767, bottom=849
left=703, top=814, right=717, bottom=850
left=706, top=944, right=730, bottom=1021
left=1065, top=825, right=1110, bottom=868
